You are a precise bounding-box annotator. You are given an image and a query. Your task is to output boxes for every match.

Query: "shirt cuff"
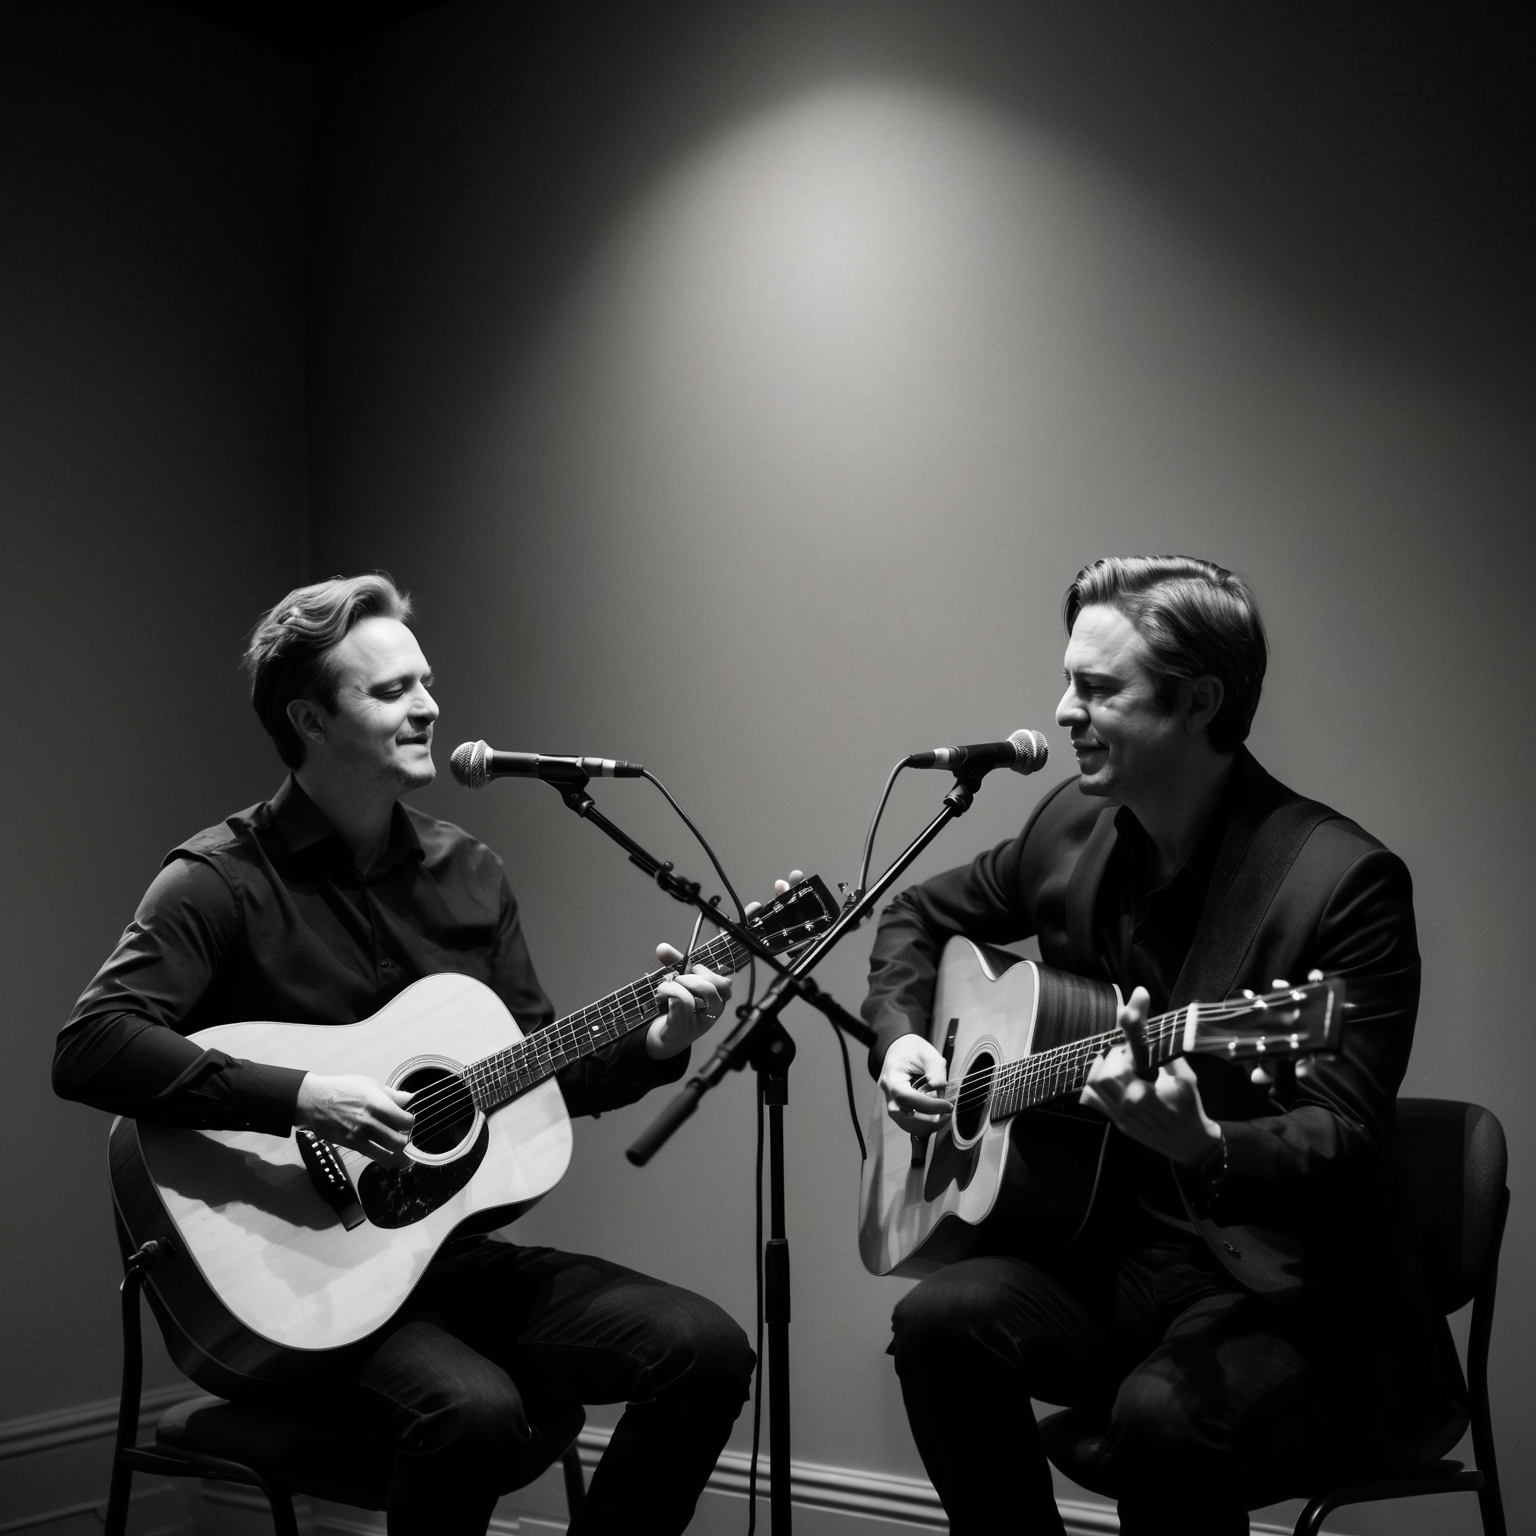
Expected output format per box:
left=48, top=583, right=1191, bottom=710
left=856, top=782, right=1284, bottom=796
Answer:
left=615, top=1023, right=691, bottom=1085
left=228, top=1060, right=308, bottom=1136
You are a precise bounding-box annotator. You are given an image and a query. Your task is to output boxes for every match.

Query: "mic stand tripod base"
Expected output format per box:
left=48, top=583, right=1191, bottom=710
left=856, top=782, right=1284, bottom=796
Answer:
left=748, top=1021, right=796, bottom=1534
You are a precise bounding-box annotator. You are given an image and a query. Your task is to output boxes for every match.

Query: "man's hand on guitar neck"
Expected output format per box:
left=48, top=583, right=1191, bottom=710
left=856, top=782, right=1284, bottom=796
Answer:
left=1080, top=986, right=1223, bottom=1166
left=879, top=1033, right=953, bottom=1136
left=295, top=1074, right=416, bottom=1167
left=646, top=871, right=805, bottom=1060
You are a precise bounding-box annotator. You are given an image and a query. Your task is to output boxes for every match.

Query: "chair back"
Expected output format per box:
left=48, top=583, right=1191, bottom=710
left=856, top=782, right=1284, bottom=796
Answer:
left=1395, top=1098, right=1508, bottom=1314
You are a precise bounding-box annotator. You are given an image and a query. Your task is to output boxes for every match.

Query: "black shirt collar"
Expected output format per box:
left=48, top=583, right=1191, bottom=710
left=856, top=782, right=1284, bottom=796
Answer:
left=1112, top=757, right=1242, bottom=903
left=268, top=775, right=425, bottom=874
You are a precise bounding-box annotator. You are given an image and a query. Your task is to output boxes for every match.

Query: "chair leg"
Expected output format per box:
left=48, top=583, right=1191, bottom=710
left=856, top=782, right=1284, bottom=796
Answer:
left=562, top=1444, right=587, bottom=1519
left=253, top=1478, right=302, bottom=1536
left=1477, top=1469, right=1507, bottom=1536
left=102, top=1456, right=133, bottom=1536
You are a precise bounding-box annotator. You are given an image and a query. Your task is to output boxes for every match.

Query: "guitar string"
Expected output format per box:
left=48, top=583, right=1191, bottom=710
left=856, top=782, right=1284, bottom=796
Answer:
left=931, top=996, right=1315, bottom=1124
left=408, top=988, right=681, bottom=1140
left=938, top=1012, right=1306, bottom=1123
left=401, top=931, right=751, bottom=1142
left=414, top=977, right=1300, bottom=1142
left=930, top=1011, right=1187, bottom=1120
left=401, top=915, right=828, bottom=1142
left=945, top=997, right=1294, bottom=1118
left=405, top=891, right=829, bottom=1132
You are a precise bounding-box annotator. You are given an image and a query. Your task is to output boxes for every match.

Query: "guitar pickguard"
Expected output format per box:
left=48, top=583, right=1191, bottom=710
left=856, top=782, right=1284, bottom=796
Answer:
left=923, top=1128, right=980, bottom=1201
left=358, top=1123, right=490, bottom=1228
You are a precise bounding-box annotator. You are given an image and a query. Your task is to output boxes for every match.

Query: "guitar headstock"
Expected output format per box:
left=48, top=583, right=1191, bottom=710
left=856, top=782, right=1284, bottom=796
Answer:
left=743, top=874, right=839, bottom=955
left=1185, top=974, right=1346, bottom=1063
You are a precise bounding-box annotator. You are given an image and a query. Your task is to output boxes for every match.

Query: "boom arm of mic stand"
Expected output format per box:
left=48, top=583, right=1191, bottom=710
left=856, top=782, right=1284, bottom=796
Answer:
left=541, top=770, right=801, bottom=984
left=628, top=774, right=983, bottom=1165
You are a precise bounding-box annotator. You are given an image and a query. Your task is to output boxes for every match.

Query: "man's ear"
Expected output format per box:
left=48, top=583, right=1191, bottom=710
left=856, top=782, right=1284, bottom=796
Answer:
left=286, top=697, right=328, bottom=748
left=1182, top=675, right=1225, bottom=738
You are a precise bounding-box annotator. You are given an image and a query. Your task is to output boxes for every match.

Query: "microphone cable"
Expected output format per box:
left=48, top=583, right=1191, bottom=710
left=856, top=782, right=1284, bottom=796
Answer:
left=854, top=758, right=909, bottom=903
left=640, top=768, right=747, bottom=926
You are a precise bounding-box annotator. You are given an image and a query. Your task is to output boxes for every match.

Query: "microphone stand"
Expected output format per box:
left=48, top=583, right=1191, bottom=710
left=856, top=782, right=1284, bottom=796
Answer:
left=532, top=765, right=871, bottom=1058
left=536, top=763, right=986, bottom=1535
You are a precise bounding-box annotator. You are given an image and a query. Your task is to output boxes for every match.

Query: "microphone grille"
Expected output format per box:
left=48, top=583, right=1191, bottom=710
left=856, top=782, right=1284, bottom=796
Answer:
left=1008, top=729, right=1050, bottom=775
left=450, top=740, right=490, bottom=789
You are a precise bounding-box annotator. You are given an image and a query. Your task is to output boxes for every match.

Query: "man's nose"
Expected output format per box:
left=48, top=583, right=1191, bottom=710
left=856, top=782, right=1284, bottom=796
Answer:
left=414, top=686, right=440, bottom=721
left=1056, top=687, right=1084, bottom=728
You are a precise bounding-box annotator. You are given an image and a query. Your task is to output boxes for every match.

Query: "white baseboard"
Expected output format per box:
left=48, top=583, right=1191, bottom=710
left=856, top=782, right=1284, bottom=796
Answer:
left=0, top=1391, right=1316, bottom=1536
left=0, top=1385, right=198, bottom=1536
left=0, top=1384, right=195, bottom=1461
left=288, top=1423, right=1306, bottom=1536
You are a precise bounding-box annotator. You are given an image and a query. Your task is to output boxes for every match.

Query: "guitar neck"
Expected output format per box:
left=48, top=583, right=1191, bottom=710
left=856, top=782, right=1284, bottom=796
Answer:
left=462, top=927, right=752, bottom=1112
left=986, top=1006, right=1192, bottom=1121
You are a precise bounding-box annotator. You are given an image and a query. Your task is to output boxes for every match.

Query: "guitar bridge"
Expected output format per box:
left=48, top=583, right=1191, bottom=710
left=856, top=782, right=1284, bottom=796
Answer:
left=296, top=1129, right=367, bottom=1230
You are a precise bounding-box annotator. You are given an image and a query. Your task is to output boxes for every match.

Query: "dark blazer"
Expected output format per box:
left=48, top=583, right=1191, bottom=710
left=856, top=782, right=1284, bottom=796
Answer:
left=862, top=749, right=1468, bottom=1468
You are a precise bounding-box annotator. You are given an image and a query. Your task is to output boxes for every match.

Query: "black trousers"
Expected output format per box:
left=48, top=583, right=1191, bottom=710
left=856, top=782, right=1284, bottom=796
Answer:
left=334, top=1237, right=754, bottom=1535
left=890, top=1234, right=1341, bottom=1536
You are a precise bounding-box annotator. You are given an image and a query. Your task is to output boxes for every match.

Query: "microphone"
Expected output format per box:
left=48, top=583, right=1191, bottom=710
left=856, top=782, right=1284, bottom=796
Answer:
left=450, top=740, right=645, bottom=790
left=904, top=728, right=1049, bottom=777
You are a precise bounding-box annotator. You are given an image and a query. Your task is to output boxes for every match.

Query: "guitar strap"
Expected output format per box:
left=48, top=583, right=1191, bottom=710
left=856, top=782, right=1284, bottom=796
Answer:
left=1167, top=791, right=1338, bottom=1012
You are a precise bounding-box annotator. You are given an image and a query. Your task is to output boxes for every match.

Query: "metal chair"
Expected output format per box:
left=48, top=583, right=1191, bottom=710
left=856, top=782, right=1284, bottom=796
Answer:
left=104, top=1239, right=588, bottom=1536
left=1038, top=1097, right=1509, bottom=1536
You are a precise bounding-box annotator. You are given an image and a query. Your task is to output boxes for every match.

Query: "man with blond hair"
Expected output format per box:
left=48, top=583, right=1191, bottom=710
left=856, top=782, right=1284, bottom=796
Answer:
left=58, top=573, right=756, bottom=1535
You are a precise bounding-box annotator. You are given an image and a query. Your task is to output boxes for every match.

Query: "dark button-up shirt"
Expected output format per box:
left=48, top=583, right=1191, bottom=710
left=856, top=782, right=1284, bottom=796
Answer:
left=54, top=777, right=684, bottom=1134
left=1101, top=779, right=1237, bottom=1227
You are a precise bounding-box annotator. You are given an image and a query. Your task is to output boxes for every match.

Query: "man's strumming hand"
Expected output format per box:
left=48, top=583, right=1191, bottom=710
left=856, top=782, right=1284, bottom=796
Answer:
left=295, top=1073, right=415, bottom=1166
left=879, top=1032, right=952, bottom=1136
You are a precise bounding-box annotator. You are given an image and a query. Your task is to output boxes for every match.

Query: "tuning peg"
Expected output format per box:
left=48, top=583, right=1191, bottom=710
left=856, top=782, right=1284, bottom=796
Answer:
left=1241, top=989, right=1256, bottom=1000
left=1307, top=969, right=1324, bottom=983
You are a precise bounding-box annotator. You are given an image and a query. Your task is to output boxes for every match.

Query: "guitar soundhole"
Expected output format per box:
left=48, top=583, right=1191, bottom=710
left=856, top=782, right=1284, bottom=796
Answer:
left=399, top=1065, right=477, bottom=1155
left=953, top=1052, right=996, bottom=1144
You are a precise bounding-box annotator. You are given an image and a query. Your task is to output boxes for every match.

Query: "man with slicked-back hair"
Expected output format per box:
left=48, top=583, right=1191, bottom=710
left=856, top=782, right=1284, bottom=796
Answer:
left=56, top=574, right=764, bottom=1536
left=863, top=557, right=1467, bottom=1536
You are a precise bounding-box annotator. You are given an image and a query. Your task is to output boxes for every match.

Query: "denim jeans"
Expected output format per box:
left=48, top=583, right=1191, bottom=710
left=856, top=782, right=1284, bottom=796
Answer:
left=329, top=1236, right=753, bottom=1535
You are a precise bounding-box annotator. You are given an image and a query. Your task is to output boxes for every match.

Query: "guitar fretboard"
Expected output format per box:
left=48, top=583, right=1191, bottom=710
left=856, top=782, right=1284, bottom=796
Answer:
left=461, top=928, right=751, bottom=1113
left=982, top=1008, right=1190, bottom=1120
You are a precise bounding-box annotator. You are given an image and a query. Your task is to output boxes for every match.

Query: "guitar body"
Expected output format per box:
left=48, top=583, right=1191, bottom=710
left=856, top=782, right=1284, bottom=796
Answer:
left=859, top=939, right=1121, bottom=1278
left=110, top=973, right=571, bottom=1394
left=108, top=874, right=842, bottom=1393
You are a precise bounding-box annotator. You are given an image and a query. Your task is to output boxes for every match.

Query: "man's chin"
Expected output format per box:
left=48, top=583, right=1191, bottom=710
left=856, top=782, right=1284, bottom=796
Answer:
left=1076, top=769, right=1114, bottom=798
left=394, top=760, right=436, bottom=792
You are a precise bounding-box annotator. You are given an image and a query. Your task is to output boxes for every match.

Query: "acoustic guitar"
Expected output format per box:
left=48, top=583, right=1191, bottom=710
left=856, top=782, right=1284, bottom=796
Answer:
left=110, top=875, right=838, bottom=1395
left=858, top=936, right=1345, bottom=1278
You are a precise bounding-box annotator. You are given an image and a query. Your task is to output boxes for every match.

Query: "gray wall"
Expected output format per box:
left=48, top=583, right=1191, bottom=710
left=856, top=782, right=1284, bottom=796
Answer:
left=0, top=2, right=309, bottom=1424
left=4, top=2, right=1531, bottom=1533
left=308, top=5, right=1534, bottom=1533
